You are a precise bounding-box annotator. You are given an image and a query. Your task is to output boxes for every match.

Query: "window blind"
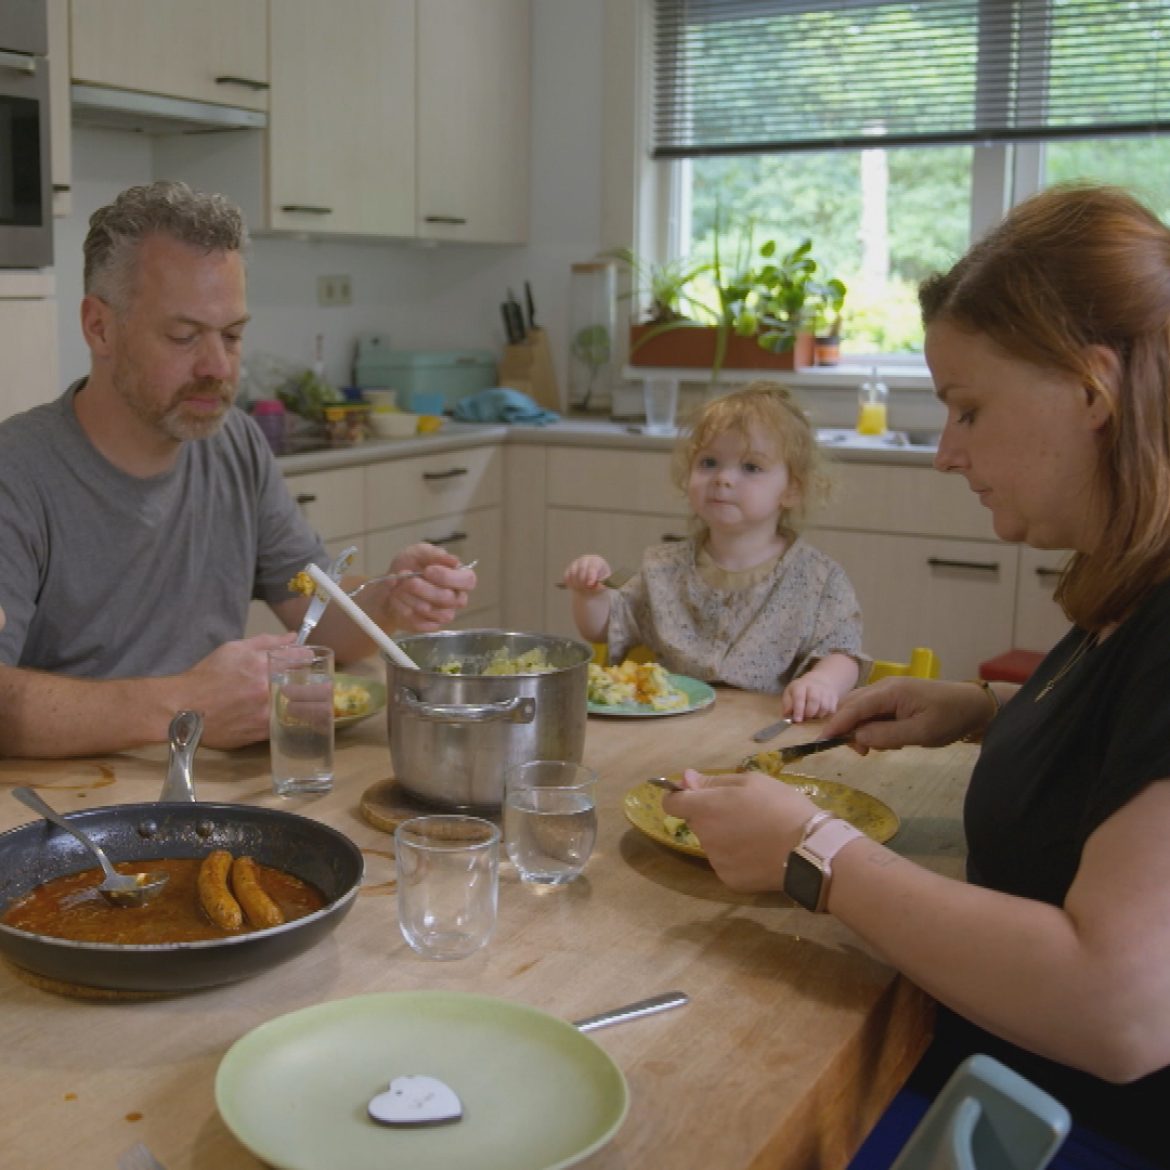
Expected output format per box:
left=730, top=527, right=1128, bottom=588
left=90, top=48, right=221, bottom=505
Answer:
left=652, top=0, right=1170, bottom=158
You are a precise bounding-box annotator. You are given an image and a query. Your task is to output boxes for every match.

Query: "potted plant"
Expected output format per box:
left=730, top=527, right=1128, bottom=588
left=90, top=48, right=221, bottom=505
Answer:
left=806, top=277, right=847, bottom=367
left=613, top=225, right=843, bottom=379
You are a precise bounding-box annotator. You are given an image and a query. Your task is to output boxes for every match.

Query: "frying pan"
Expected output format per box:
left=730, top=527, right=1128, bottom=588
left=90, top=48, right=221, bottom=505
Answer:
left=0, top=801, right=364, bottom=993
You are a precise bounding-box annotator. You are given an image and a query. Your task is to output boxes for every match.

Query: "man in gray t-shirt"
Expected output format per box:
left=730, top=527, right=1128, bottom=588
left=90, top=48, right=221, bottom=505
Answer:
left=0, top=181, right=476, bottom=758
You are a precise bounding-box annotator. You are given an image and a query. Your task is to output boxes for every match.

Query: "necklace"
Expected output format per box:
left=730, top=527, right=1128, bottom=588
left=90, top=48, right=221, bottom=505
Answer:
left=1034, top=630, right=1098, bottom=702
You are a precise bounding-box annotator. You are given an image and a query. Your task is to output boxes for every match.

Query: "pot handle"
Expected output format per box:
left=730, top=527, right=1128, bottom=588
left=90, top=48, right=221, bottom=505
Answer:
left=397, top=687, right=536, bottom=725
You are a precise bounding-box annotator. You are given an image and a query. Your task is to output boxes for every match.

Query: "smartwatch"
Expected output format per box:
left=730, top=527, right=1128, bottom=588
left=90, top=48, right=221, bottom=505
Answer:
left=783, top=817, right=864, bottom=913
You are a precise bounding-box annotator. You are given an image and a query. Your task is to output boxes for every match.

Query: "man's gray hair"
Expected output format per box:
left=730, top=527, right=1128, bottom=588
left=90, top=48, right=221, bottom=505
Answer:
left=84, top=179, right=249, bottom=312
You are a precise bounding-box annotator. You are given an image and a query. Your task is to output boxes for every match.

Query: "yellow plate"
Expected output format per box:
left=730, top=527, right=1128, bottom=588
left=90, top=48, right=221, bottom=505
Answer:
left=333, top=674, right=387, bottom=730
left=623, top=768, right=899, bottom=859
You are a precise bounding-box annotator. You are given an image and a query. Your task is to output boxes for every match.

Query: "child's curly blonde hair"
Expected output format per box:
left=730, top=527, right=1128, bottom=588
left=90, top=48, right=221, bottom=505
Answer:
left=671, top=381, right=831, bottom=537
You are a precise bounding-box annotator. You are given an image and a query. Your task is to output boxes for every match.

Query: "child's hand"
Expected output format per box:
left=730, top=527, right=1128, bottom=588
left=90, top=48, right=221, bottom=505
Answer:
left=782, top=675, right=841, bottom=723
left=562, top=554, right=613, bottom=592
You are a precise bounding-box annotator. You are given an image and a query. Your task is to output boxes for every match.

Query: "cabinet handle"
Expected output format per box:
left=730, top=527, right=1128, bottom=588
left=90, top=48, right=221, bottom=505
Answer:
left=423, top=215, right=468, bottom=225
left=280, top=204, right=333, bottom=215
left=295, top=493, right=318, bottom=505
left=0, top=50, right=36, bottom=75
left=662, top=533, right=687, bottom=543
left=1035, top=567, right=1063, bottom=580
left=425, top=531, right=468, bottom=547
left=215, top=75, right=270, bottom=90
left=927, top=556, right=1000, bottom=573
left=422, top=468, right=469, bottom=481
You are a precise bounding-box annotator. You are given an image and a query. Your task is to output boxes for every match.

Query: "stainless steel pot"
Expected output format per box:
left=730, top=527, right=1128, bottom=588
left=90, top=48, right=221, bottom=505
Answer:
left=384, top=630, right=593, bottom=811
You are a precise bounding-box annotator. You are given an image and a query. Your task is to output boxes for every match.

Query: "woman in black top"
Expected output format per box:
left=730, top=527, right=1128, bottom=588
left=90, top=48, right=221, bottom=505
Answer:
left=666, top=184, right=1170, bottom=1165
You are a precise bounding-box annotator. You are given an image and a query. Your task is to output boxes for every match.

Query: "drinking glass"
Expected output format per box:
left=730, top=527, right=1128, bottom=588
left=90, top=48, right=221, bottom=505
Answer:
left=268, top=644, right=335, bottom=796
left=395, top=816, right=500, bottom=960
left=504, top=760, right=598, bottom=885
left=643, top=376, right=679, bottom=435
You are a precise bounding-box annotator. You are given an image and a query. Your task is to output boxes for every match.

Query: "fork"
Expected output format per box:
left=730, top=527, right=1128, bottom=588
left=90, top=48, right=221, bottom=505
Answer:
left=555, top=565, right=634, bottom=590
left=295, top=544, right=358, bottom=645
left=346, top=559, right=478, bottom=601
left=118, top=1141, right=168, bottom=1170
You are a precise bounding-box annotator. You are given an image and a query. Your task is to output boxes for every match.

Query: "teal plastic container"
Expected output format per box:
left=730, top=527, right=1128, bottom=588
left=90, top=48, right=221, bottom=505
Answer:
left=353, top=341, right=497, bottom=414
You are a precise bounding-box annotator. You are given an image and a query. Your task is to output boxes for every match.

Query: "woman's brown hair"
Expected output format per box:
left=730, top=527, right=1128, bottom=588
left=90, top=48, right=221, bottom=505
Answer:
left=919, top=183, right=1170, bottom=630
left=671, top=381, right=830, bottom=539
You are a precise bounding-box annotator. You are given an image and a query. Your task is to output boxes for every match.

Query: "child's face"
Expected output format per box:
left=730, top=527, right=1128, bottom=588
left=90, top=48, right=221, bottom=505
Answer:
left=687, top=424, right=800, bottom=537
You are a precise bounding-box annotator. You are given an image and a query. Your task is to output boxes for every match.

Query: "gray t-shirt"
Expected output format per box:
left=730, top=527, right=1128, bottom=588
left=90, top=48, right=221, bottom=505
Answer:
left=0, top=382, right=327, bottom=678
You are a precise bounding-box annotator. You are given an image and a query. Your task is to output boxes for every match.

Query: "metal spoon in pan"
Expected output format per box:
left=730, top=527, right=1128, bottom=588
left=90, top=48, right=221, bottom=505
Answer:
left=12, top=786, right=169, bottom=908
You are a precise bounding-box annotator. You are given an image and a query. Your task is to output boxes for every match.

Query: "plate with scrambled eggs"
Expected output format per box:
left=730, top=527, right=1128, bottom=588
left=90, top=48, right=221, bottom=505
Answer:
left=586, top=661, right=715, bottom=717
left=623, top=768, right=899, bottom=860
left=333, top=674, right=387, bottom=730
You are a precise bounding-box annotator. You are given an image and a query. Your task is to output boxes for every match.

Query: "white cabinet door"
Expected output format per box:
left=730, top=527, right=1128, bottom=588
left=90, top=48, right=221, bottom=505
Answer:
left=0, top=288, right=58, bottom=422
left=1013, top=547, right=1072, bottom=653
left=417, top=0, right=531, bottom=244
left=807, top=528, right=1019, bottom=682
left=70, top=0, right=268, bottom=110
left=268, top=0, right=415, bottom=237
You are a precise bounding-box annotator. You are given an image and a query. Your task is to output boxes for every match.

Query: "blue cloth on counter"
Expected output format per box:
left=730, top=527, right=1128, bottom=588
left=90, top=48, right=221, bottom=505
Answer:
left=453, top=388, right=559, bottom=426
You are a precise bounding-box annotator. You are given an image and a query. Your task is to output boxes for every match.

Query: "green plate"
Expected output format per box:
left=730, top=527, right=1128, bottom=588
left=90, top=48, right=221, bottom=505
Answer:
left=215, top=991, right=629, bottom=1170
left=587, top=672, right=716, bottom=718
left=334, top=674, right=387, bottom=730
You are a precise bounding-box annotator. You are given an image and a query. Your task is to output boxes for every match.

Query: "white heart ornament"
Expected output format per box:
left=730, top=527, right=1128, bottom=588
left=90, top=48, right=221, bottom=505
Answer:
left=368, top=1074, right=464, bottom=1127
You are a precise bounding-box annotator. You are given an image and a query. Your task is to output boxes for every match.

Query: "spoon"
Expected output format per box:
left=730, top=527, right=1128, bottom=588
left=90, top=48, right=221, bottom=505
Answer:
left=12, top=787, right=169, bottom=908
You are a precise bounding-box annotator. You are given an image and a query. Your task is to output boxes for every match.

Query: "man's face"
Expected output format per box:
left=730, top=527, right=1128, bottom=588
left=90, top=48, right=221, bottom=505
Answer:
left=106, top=233, right=249, bottom=442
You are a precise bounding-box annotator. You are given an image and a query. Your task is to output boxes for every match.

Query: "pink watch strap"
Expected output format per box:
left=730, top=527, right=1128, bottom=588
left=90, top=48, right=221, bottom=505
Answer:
left=800, top=817, right=864, bottom=865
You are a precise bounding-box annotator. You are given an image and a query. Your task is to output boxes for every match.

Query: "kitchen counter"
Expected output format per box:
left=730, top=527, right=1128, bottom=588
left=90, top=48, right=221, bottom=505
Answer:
left=276, top=417, right=940, bottom=474
left=0, top=689, right=974, bottom=1170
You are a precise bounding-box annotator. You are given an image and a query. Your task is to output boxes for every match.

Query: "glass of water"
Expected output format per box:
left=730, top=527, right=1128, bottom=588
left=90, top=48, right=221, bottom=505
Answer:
left=504, top=760, right=598, bottom=885
left=268, top=644, right=335, bottom=796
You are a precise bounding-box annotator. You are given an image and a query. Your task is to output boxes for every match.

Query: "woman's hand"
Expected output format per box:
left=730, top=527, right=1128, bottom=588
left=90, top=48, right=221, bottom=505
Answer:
left=562, top=554, right=612, bottom=592
left=821, top=677, right=995, bottom=750
left=662, top=769, right=820, bottom=892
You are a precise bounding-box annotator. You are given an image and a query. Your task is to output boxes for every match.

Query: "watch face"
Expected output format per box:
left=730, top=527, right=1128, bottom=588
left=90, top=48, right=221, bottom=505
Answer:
left=784, top=851, right=824, bottom=912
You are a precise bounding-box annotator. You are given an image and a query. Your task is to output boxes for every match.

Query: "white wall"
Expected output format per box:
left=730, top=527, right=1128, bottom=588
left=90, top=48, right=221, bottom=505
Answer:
left=52, top=0, right=608, bottom=405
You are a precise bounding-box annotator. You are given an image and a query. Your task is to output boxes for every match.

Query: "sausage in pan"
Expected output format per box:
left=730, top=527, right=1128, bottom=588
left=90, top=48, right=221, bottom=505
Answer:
left=198, top=849, right=243, bottom=931
left=231, top=855, right=285, bottom=930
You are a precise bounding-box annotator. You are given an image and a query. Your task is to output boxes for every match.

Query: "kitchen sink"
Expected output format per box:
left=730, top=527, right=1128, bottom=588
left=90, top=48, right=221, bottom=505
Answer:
left=816, top=427, right=940, bottom=452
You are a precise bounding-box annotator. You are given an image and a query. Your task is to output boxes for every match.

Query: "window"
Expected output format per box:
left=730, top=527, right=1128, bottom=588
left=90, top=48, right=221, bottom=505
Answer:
left=650, top=0, right=1170, bottom=357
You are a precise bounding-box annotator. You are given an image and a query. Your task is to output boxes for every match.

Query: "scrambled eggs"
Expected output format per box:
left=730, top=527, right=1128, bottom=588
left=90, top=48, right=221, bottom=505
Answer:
left=333, top=681, right=371, bottom=718
left=587, top=660, right=687, bottom=710
left=288, top=570, right=316, bottom=597
left=662, top=814, right=700, bottom=849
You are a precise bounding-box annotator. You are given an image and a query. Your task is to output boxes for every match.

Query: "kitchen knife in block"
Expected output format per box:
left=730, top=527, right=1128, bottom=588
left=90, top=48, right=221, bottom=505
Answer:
left=498, top=328, right=560, bottom=412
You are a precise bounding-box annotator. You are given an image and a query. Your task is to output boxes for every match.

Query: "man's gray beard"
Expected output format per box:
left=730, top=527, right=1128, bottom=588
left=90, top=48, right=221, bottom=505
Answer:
left=114, top=374, right=235, bottom=442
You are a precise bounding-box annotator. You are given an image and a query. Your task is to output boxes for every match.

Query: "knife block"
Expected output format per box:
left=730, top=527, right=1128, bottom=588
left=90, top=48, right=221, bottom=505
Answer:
left=499, top=328, right=560, bottom=413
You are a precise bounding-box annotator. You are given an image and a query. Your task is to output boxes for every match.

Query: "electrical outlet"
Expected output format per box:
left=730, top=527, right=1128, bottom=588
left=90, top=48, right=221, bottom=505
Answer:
left=317, top=275, right=353, bottom=306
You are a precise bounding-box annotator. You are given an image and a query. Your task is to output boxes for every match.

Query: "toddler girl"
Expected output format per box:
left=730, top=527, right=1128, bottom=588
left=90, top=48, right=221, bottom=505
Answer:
left=562, top=381, right=867, bottom=720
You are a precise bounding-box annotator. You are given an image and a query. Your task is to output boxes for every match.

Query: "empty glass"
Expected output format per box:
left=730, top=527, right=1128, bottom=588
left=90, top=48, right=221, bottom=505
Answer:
left=395, top=816, right=500, bottom=960
left=643, top=377, right=679, bottom=435
left=504, top=760, right=598, bottom=885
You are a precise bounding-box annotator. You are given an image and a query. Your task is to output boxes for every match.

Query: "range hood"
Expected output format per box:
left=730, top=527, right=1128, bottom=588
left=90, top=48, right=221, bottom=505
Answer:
left=70, top=84, right=267, bottom=135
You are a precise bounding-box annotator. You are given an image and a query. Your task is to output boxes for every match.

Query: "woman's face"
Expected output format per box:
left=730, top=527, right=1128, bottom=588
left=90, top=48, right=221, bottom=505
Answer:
left=927, top=320, right=1107, bottom=552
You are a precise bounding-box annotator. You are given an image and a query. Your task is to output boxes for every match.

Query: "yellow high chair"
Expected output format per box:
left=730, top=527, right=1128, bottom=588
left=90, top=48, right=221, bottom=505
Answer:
left=868, top=647, right=939, bottom=683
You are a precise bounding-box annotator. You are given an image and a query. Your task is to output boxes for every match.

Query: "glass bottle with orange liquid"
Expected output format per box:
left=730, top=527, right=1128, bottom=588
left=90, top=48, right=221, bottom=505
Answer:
left=857, top=367, right=889, bottom=435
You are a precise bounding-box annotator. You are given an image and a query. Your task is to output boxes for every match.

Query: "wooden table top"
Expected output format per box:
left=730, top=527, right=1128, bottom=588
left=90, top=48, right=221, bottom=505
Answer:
left=0, top=683, right=975, bottom=1170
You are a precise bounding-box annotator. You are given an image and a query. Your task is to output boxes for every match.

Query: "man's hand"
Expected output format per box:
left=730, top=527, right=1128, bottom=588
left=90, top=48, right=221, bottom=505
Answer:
left=376, top=542, right=477, bottom=633
left=180, top=633, right=296, bottom=749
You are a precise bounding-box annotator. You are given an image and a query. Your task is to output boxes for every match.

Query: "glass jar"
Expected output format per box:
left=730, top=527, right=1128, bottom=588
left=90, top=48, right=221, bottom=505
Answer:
left=567, top=260, right=616, bottom=414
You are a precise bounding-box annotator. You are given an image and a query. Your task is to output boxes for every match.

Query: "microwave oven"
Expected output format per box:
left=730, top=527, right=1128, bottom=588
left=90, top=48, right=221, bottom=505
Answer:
left=0, top=0, right=53, bottom=268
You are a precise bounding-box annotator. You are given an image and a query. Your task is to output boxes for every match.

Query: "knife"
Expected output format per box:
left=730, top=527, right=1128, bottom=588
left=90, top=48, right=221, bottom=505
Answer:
left=752, top=717, right=790, bottom=743
left=524, top=280, right=537, bottom=331
left=505, top=288, right=527, bottom=343
left=772, top=734, right=854, bottom=765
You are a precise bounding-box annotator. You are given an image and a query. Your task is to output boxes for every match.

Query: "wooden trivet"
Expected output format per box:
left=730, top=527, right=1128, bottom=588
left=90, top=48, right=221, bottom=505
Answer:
left=359, top=778, right=501, bottom=835
left=7, top=961, right=176, bottom=1001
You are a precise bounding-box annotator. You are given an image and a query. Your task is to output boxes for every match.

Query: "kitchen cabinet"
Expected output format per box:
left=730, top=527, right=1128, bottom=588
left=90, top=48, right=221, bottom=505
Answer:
left=69, top=0, right=268, bottom=111
left=154, top=0, right=529, bottom=244
left=417, top=0, right=531, bottom=244
left=47, top=0, right=70, bottom=216
left=0, top=275, right=58, bottom=424
left=1013, top=546, right=1072, bottom=653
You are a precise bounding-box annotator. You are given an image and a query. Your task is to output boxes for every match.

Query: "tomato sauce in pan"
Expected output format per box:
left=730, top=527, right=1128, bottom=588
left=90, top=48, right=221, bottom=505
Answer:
left=2, top=858, right=327, bottom=944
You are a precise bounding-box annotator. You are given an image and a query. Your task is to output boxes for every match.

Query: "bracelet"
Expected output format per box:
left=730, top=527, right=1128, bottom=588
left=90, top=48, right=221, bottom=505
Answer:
left=961, top=679, right=1000, bottom=742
